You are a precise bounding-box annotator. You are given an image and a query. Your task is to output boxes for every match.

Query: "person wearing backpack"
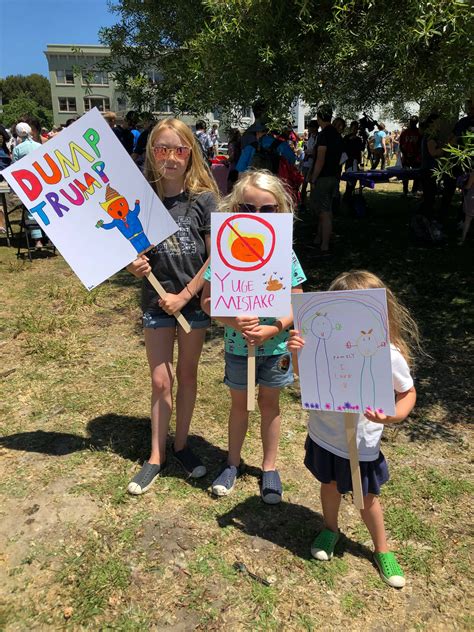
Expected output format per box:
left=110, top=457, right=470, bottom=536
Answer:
left=235, top=123, right=296, bottom=175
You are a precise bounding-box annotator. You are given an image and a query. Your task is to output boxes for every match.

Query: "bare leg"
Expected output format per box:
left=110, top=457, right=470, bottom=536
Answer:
left=257, top=385, right=281, bottom=471
left=461, top=215, right=472, bottom=244
left=314, top=219, right=321, bottom=245
left=227, top=388, right=249, bottom=467
left=174, top=327, right=207, bottom=450
left=320, top=481, right=342, bottom=532
left=144, top=327, right=176, bottom=465
left=319, top=211, right=332, bottom=251
left=360, top=494, right=388, bottom=553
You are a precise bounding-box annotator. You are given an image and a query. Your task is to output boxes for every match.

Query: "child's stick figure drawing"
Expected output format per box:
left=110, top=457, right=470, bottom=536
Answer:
left=346, top=328, right=387, bottom=411
left=295, top=290, right=392, bottom=414
left=310, top=312, right=335, bottom=410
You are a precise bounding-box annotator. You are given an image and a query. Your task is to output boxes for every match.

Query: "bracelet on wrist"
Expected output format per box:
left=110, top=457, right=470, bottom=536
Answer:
left=185, top=285, right=193, bottom=298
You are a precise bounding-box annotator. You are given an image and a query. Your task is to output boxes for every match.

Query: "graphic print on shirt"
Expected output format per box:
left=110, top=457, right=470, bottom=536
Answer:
left=156, top=215, right=197, bottom=256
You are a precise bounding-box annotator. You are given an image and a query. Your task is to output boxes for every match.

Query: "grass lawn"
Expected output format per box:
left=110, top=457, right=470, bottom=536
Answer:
left=0, top=184, right=472, bottom=630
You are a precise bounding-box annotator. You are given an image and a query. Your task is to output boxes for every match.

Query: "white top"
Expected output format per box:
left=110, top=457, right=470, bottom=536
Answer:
left=307, top=345, right=413, bottom=461
left=302, top=135, right=317, bottom=168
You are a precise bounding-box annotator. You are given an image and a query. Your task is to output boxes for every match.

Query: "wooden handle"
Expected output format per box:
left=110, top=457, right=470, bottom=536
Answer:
left=344, top=412, right=364, bottom=510
left=146, top=272, right=191, bottom=334
left=247, top=345, right=256, bottom=411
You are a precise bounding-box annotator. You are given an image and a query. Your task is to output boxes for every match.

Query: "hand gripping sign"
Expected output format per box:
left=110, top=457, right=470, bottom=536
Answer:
left=292, top=289, right=394, bottom=508
left=211, top=212, right=293, bottom=409
left=2, top=109, right=190, bottom=332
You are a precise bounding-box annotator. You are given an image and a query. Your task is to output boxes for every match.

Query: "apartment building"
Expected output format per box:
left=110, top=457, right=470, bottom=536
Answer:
left=44, top=44, right=132, bottom=126
left=44, top=44, right=233, bottom=130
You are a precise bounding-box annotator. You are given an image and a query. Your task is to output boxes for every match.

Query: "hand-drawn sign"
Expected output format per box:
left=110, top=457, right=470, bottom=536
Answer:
left=292, top=289, right=395, bottom=416
left=216, top=213, right=276, bottom=272
left=1, top=108, right=178, bottom=291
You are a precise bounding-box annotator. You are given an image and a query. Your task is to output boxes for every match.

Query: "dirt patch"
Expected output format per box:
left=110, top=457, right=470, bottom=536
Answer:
left=136, top=512, right=201, bottom=568
left=1, top=478, right=99, bottom=574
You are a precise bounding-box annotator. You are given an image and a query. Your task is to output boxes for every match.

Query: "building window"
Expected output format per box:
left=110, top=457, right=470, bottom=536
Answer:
left=157, top=102, right=171, bottom=113
left=56, top=69, right=74, bottom=84
left=58, top=97, right=77, bottom=112
left=82, top=70, right=109, bottom=86
left=84, top=97, right=111, bottom=112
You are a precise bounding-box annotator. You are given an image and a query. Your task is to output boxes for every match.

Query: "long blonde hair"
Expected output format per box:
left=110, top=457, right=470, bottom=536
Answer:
left=329, top=270, right=421, bottom=367
left=144, top=118, right=219, bottom=199
left=219, top=170, right=294, bottom=213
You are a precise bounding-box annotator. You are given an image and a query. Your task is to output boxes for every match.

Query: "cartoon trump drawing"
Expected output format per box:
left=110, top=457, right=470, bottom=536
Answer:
left=96, top=184, right=151, bottom=254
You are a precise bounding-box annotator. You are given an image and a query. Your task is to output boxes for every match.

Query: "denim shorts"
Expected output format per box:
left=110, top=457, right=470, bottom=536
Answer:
left=224, top=351, right=294, bottom=390
left=143, top=308, right=210, bottom=329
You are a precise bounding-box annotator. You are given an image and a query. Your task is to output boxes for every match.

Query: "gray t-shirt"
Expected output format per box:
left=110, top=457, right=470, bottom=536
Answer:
left=141, top=191, right=216, bottom=313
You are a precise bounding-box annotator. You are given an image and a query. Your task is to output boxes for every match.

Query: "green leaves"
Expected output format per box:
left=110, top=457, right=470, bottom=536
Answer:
left=433, top=132, right=474, bottom=182
left=1, top=95, right=53, bottom=129
left=99, top=0, right=474, bottom=118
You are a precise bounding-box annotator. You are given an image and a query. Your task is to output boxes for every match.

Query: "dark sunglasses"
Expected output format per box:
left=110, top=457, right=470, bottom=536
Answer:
left=237, top=203, right=279, bottom=213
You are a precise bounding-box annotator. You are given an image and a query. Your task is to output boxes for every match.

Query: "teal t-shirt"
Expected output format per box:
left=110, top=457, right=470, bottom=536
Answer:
left=204, top=250, right=306, bottom=356
left=374, top=130, right=386, bottom=150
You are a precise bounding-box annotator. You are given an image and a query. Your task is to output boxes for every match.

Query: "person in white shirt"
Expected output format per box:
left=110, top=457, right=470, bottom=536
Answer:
left=300, top=119, right=318, bottom=208
left=12, top=123, right=44, bottom=249
left=288, top=270, right=418, bottom=589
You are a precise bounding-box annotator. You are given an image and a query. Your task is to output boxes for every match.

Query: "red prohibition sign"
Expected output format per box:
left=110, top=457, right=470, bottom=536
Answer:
left=216, top=213, right=276, bottom=272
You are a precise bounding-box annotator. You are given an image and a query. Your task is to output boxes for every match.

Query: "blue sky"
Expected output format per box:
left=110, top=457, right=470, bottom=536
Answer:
left=0, top=0, right=119, bottom=77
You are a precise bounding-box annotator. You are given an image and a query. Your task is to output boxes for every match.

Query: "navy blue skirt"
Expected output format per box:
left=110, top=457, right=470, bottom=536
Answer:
left=304, top=436, right=389, bottom=496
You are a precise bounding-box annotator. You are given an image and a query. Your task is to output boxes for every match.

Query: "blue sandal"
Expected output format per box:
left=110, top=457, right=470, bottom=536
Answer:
left=260, top=470, right=282, bottom=505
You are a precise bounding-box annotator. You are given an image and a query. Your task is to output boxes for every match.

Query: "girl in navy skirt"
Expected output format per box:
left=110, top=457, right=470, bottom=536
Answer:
left=288, top=270, right=418, bottom=588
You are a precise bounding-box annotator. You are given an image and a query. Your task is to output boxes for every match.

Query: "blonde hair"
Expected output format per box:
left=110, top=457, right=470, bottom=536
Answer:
left=329, top=270, right=421, bottom=367
left=103, top=111, right=116, bottom=126
left=144, top=118, right=219, bottom=200
left=219, top=170, right=294, bottom=213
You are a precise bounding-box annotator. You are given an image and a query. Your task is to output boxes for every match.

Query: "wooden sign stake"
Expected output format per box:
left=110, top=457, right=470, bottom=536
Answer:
left=344, top=412, right=364, bottom=510
left=146, top=272, right=191, bottom=334
left=247, top=345, right=256, bottom=411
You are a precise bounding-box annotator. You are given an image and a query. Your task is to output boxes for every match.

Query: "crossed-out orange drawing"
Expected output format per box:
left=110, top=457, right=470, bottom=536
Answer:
left=216, top=214, right=276, bottom=272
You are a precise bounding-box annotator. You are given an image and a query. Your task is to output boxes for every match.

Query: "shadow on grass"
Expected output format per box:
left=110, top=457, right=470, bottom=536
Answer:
left=405, top=417, right=461, bottom=443
left=0, top=414, right=257, bottom=487
left=216, top=495, right=373, bottom=562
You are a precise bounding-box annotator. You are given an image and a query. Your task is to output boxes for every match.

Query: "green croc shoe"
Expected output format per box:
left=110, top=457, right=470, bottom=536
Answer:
left=374, top=552, right=406, bottom=588
left=310, top=528, right=340, bottom=561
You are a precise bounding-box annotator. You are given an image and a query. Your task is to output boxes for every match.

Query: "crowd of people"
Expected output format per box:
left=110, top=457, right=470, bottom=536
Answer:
left=219, top=100, right=473, bottom=251
left=1, top=99, right=472, bottom=247
left=0, top=97, right=472, bottom=591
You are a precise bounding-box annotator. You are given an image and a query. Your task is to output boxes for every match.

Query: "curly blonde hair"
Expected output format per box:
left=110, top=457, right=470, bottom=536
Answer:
left=144, top=118, right=219, bottom=200
left=329, top=270, right=421, bottom=367
left=218, top=170, right=294, bottom=213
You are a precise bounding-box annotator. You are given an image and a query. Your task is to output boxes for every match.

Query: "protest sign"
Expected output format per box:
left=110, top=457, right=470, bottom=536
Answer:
left=292, top=288, right=394, bottom=509
left=210, top=212, right=293, bottom=410
left=292, top=289, right=394, bottom=415
left=210, top=213, right=293, bottom=317
left=2, top=108, right=178, bottom=291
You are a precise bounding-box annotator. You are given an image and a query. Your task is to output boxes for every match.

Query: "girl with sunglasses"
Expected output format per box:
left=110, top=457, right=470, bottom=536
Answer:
left=201, top=171, right=306, bottom=503
left=126, top=118, right=219, bottom=495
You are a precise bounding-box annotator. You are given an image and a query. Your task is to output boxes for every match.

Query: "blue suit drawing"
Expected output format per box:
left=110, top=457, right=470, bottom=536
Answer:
left=96, top=196, right=151, bottom=254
